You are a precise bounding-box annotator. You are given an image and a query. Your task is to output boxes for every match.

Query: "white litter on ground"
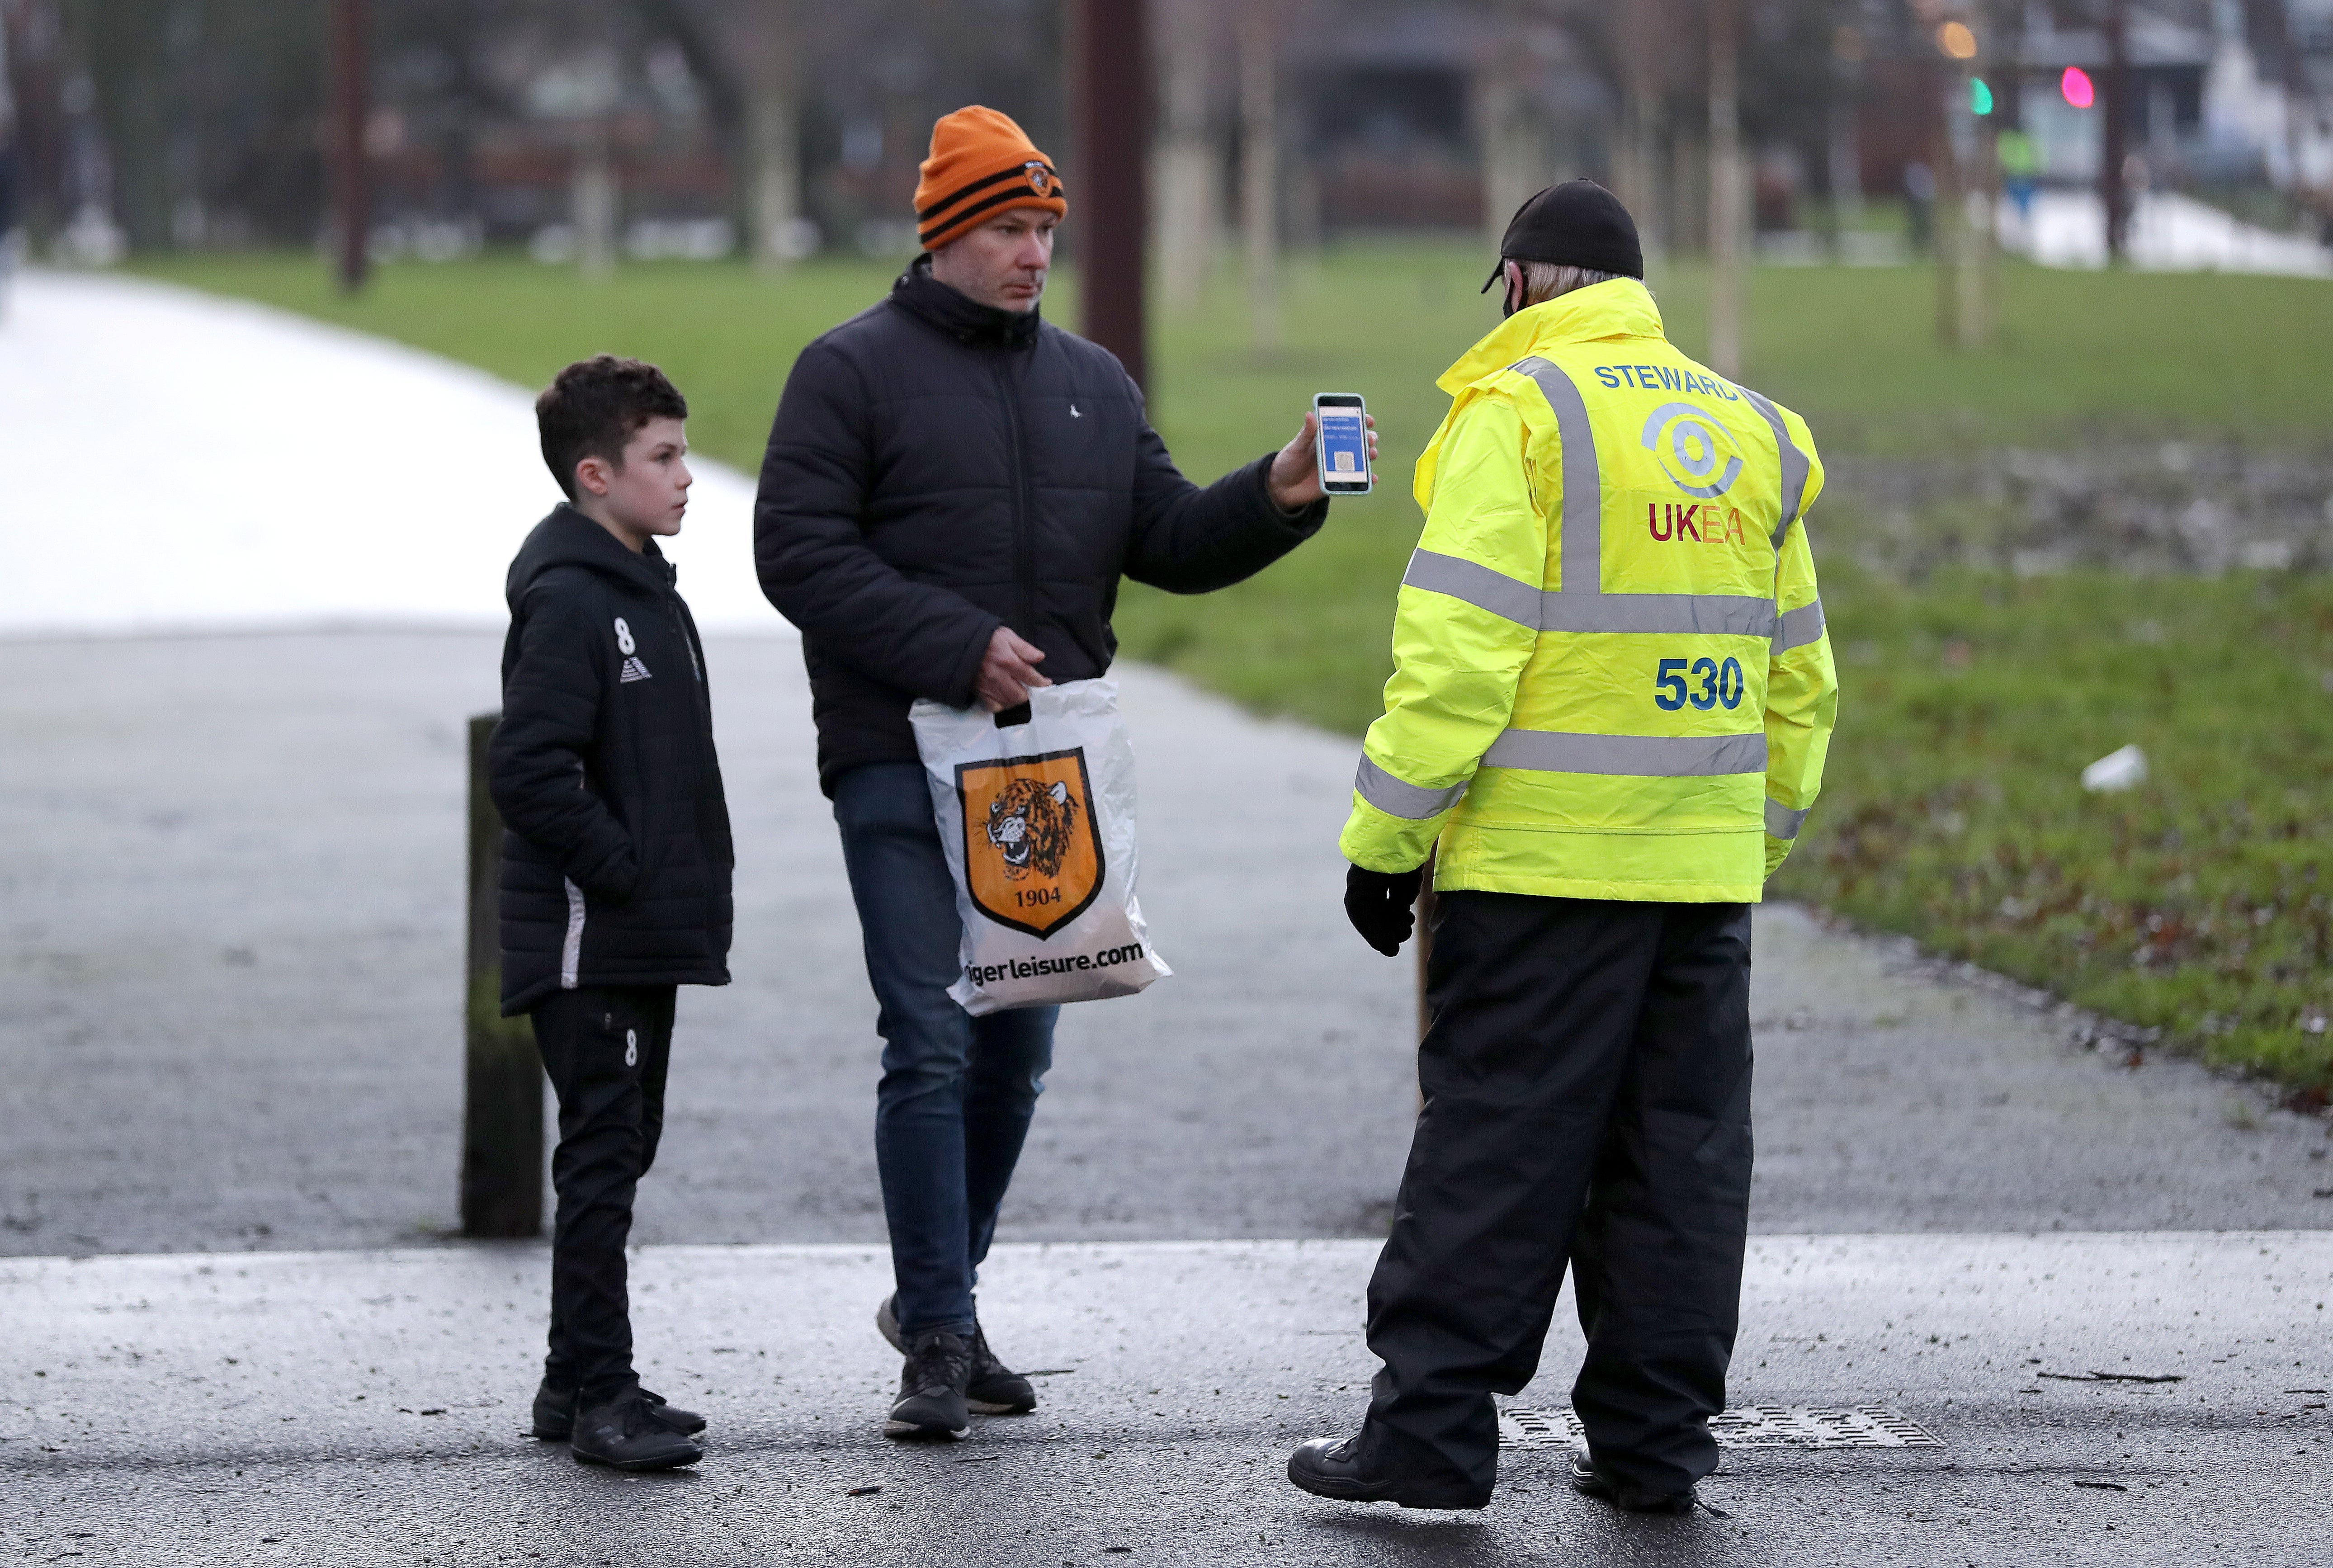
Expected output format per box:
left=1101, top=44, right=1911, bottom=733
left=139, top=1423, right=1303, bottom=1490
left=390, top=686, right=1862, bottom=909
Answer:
left=2081, top=742, right=2150, bottom=792
left=0, top=269, right=786, bottom=636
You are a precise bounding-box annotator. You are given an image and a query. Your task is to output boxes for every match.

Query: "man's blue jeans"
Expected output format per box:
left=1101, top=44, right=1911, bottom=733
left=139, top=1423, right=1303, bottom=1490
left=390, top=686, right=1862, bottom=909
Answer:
left=831, top=762, right=1057, bottom=1340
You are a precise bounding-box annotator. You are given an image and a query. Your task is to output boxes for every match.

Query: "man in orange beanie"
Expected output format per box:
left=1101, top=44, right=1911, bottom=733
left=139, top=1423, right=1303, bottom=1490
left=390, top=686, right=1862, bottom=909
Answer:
left=757, top=104, right=1373, bottom=1442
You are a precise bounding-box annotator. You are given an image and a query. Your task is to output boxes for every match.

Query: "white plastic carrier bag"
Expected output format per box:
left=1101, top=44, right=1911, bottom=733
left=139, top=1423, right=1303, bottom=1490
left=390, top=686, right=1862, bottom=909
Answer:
left=910, top=678, right=1171, bottom=1016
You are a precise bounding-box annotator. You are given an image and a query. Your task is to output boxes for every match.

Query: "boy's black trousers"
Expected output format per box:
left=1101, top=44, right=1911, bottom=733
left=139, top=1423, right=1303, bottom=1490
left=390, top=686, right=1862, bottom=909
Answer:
left=1363, top=892, right=1754, bottom=1500
left=530, top=984, right=675, bottom=1404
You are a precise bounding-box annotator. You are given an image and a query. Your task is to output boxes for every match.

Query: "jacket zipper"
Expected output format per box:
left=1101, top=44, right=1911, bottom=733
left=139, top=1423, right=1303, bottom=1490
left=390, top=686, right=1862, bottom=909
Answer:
left=992, top=354, right=1036, bottom=634
left=662, top=587, right=718, bottom=930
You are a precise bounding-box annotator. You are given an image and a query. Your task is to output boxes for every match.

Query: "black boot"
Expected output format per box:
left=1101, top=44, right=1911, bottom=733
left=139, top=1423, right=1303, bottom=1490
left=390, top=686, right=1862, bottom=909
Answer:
left=533, top=1379, right=707, bottom=1441
left=876, top=1294, right=1036, bottom=1415
left=1568, top=1450, right=1698, bottom=1514
left=570, top=1388, right=705, bottom=1471
left=884, top=1330, right=973, bottom=1440
left=1286, top=1425, right=1491, bottom=1510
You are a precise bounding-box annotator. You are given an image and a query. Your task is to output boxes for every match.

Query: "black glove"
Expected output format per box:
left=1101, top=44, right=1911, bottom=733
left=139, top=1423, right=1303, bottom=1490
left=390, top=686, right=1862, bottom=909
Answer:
left=1344, top=863, right=1422, bottom=957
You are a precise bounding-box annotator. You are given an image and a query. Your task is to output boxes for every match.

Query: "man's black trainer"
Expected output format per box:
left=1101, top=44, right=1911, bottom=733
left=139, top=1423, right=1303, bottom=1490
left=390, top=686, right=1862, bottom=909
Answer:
left=570, top=1388, right=704, bottom=1471
left=884, top=1330, right=973, bottom=1440
left=875, top=1294, right=1037, bottom=1415
left=532, top=1379, right=707, bottom=1441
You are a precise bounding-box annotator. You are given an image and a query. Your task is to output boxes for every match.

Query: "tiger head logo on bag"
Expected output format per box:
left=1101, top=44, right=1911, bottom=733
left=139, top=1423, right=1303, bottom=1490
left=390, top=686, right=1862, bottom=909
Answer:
left=986, top=778, right=1077, bottom=879
left=955, top=749, right=1105, bottom=939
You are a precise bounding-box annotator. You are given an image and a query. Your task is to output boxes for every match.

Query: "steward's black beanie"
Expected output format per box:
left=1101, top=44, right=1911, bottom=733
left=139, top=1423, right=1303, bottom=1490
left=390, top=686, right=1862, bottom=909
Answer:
left=1481, top=179, right=1644, bottom=291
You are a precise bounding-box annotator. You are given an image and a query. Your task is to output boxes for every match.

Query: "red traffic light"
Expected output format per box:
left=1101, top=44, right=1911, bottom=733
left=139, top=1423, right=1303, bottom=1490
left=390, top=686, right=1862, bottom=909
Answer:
left=2061, top=66, right=2096, bottom=109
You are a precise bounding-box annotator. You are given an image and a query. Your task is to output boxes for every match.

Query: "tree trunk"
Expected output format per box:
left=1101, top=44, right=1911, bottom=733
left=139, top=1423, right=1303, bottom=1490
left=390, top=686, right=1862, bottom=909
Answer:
left=1828, top=88, right=1864, bottom=241
left=1155, top=0, right=1218, bottom=313
left=2101, top=0, right=2131, bottom=264
left=573, top=119, right=617, bottom=281
left=9, top=0, right=69, bottom=248
left=748, top=83, right=800, bottom=272
left=1477, top=57, right=1541, bottom=252
left=1238, top=2, right=1278, bottom=348
left=1707, top=0, right=1744, bottom=378
left=329, top=0, right=370, bottom=293
left=1616, top=0, right=1667, bottom=264
left=1072, top=0, right=1151, bottom=389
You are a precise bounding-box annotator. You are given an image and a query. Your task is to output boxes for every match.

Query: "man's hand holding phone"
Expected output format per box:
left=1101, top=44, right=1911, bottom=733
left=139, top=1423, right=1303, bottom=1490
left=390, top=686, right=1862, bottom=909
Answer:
left=1267, top=401, right=1379, bottom=511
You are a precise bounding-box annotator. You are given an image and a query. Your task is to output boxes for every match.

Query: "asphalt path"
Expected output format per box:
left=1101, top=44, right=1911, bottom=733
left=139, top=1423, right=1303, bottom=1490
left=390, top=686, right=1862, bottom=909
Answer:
left=4, top=632, right=2328, bottom=1262
left=5, top=1235, right=2327, bottom=1565
left=4, top=631, right=2329, bottom=1568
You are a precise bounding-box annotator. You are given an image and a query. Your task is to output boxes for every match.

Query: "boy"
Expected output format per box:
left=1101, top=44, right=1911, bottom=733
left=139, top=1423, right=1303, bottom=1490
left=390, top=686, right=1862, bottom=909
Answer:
left=490, top=355, right=734, bottom=1471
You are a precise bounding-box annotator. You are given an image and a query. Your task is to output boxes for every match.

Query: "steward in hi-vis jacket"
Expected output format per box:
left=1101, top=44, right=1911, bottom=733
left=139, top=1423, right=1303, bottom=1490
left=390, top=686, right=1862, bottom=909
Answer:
left=1288, top=181, right=1840, bottom=1517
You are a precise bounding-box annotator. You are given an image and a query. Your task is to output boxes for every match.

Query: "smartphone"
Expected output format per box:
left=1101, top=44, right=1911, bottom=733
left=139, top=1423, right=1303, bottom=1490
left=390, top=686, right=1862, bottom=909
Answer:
left=1314, top=393, right=1373, bottom=495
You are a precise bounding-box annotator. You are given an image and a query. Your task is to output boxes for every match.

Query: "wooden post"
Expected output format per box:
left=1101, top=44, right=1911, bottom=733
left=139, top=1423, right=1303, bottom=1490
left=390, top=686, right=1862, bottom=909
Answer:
left=328, top=0, right=370, bottom=295
left=1072, top=0, right=1152, bottom=391
left=462, top=713, right=544, bottom=1238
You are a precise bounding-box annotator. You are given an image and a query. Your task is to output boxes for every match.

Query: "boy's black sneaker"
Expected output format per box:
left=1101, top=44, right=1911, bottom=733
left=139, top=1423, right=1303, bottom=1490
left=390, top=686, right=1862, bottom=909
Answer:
left=1568, top=1450, right=1698, bottom=1514
left=884, top=1330, right=973, bottom=1440
left=1286, top=1429, right=1491, bottom=1510
left=570, top=1389, right=704, bottom=1471
left=875, top=1294, right=1037, bottom=1415
left=532, top=1379, right=707, bottom=1441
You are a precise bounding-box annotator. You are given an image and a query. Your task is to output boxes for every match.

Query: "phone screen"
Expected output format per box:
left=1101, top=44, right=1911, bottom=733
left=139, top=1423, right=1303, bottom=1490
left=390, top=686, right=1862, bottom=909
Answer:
left=1316, top=397, right=1370, bottom=492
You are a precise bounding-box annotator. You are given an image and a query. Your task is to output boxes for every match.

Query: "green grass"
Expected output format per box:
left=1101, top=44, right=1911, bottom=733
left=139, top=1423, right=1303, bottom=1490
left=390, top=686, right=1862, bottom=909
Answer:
left=1789, top=566, right=2333, bottom=1096
left=132, top=244, right=2333, bottom=1095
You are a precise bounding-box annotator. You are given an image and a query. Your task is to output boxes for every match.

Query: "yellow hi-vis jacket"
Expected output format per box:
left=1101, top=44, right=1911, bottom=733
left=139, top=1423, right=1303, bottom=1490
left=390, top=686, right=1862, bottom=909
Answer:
left=1340, top=278, right=1839, bottom=902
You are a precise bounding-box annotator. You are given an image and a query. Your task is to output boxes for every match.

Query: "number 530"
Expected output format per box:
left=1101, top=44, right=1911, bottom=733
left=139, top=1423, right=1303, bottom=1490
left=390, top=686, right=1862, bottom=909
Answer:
left=1655, top=656, right=1746, bottom=711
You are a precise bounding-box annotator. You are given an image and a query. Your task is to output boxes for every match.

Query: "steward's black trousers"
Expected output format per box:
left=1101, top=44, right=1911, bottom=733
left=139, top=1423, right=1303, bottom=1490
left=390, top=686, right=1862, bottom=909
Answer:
left=1364, top=893, right=1754, bottom=1498
left=531, top=984, right=676, bottom=1403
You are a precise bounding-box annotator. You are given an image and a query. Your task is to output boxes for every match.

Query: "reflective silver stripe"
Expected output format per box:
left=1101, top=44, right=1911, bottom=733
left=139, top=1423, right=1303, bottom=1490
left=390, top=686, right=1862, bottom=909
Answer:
left=1735, top=384, right=1810, bottom=547
left=1765, top=799, right=1812, bottom=840
left=1773, top=598, right=1825, bottom=652
left=1355, top=754, right=1468, bottom=819
left=1407, top=549, right=1776, bottom=636
left=561, top=878, right=586, bottom=989
left=1403, top=549, right=1540, bottom=628
left=1509, top=357, right=1602, bottom=603
left=1482, top=728, right=1768, bottom=776
left=1543, top=593, right=1776, bottom=636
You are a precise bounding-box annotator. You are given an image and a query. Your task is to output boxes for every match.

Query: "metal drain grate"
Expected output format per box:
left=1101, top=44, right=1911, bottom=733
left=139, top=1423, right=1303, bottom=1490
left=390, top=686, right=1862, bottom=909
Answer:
left=1500, top=1404, right=1944, bottom=1452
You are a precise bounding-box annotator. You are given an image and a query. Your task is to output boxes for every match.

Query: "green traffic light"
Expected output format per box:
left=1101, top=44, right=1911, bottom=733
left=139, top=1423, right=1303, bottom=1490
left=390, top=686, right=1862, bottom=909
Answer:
left=1972, top=78, right=1994, bottom=116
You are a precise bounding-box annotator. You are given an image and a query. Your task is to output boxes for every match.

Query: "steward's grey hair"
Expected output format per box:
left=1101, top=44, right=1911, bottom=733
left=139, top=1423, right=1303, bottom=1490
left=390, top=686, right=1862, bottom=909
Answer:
left=1513, top=260, right=1635, bottom=307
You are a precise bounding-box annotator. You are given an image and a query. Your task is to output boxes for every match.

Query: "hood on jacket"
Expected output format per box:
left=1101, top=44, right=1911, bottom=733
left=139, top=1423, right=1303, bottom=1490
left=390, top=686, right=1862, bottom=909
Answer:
left=1435, top=277, right=1666, bottom=397
left=889, top=252, right=1045, bottom=349
left=506, top=505, right=678, bottom=609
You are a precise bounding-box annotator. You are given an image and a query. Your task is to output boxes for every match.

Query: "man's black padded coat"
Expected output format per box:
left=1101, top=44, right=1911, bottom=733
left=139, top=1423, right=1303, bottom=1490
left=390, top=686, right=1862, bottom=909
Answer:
left=755, top=255, right=1329, bottom=794
left=490, top=507, right=734, bottom=1015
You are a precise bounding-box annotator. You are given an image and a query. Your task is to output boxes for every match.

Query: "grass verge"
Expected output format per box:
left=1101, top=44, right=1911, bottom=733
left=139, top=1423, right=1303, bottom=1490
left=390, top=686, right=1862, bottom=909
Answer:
left=128, top=244, right=2333, bottom=1095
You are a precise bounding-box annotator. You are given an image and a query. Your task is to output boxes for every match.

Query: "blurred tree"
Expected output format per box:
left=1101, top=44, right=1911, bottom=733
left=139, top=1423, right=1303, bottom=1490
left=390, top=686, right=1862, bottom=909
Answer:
left=65, top=0, right=326, bottom=249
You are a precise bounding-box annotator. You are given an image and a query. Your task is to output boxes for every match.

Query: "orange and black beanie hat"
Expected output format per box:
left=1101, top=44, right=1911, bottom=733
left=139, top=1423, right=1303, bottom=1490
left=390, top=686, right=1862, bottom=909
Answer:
left=914, top=106, right=1066, bottom=251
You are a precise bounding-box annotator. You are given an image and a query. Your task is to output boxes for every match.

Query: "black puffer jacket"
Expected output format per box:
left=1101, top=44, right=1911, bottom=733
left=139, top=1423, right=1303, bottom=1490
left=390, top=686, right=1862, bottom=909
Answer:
left=754, top=255, right=1328, bottom=793
left=490, top=507, right=733, bottom=1014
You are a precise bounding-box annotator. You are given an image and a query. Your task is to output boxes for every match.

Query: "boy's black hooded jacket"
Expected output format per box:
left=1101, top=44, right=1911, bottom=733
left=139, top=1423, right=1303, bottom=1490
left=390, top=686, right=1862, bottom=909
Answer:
left=754, top=255, right=1328, bottom=794
left=490, top=506, right=733, bottom=1015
